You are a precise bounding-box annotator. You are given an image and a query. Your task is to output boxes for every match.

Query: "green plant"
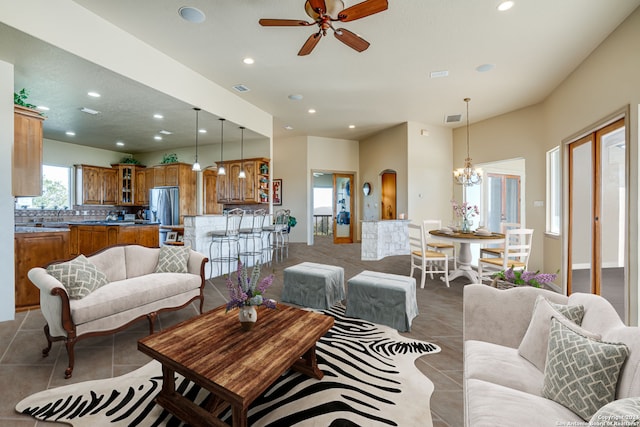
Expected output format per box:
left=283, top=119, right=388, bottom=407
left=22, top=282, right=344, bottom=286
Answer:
left=161, top=153, right=178, bottom=164
left=288, top=215, right=297, bottom=228
left=120, top=157, right=141, bottom=165
left=14, top=88, right=37, bottom=109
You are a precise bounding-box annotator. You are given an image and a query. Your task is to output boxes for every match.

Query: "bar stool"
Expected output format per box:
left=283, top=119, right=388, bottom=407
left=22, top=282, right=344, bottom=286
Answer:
left=262, top=209, right=288, bottom=265
left=238, top=209, right=266, bottom=267
left=209, top=208, right=243, bottom=278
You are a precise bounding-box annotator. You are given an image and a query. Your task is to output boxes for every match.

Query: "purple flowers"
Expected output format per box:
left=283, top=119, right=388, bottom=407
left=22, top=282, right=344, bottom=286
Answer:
left=495, top=266, right=557, bottom=288
left=451, top=200, right=479, bottom=220
left=226, top=260, right=276, bottom=311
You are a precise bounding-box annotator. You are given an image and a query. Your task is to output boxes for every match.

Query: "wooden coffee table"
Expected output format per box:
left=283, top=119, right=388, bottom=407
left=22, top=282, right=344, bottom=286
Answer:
left=138, top=304, right=334, bottom=427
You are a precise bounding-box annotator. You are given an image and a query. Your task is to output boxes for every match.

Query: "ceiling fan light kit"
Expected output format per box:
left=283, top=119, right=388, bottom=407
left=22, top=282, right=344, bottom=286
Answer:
left=259, top=0, right=388, bottom=56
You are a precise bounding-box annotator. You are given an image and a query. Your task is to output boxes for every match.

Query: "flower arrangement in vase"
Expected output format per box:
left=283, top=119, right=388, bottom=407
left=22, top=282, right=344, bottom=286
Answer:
left=451, top=200, right=479, bottom=233
left=226, top=260, right=276, bottom=330
left=492, top=266, right=557, bottom=289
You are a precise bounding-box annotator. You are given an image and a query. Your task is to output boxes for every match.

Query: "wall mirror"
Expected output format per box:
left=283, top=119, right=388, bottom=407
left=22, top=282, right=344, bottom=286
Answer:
left=362, top=182, right=371, bottom=196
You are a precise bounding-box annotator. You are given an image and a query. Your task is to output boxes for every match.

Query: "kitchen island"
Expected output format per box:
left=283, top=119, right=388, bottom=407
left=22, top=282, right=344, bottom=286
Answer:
left=15, top=227, right=70, bottom=311
left=68, top=221, right=160, bottom=256
left=184, top=214, right=272, bottom=279
left=361, top=219, right=411, bottom=261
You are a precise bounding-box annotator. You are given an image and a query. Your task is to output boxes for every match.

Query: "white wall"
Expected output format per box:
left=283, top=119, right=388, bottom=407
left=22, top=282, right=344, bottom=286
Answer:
left=1, top=60, right=14, bottom=321
left=407, top=121, right=454, bottom=226
left=273, top=136, right=308, bottom=243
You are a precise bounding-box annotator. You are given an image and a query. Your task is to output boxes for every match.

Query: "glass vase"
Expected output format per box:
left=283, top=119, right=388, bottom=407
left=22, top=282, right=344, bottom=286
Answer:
left=461, top=218, right=472, bottom=233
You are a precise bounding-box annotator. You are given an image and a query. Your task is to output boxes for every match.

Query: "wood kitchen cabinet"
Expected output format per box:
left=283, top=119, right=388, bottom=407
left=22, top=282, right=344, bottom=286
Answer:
left=111, top=164, right=148, bottom=206
left=15, top=229, right=70, bottom=311
left=13, top=105, right=45, bottom=197
left=68, top=224, right=159, bottom=256
left=135, top=167, right=149, bottom=205
left=216, top=157, right=269, bottom=205
left=75, top=165, right=117, bottom=205
left=203, top=168, right=223, bottom=214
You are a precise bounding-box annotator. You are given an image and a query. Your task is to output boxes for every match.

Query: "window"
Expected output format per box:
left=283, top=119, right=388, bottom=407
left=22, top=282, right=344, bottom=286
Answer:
left=16, top=165, right=71, bottom=209
left=546, top=146, right=560, bottom=235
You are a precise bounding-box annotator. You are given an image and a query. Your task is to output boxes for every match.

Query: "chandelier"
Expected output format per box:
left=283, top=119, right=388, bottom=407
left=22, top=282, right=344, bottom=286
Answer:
left=453, top=97, right=482, bottom=186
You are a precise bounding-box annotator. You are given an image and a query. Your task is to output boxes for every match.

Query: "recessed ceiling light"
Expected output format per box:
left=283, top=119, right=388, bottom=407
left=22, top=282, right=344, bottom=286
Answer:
left=430, top=70, right=449, bottom=78
left=497, top=1, right=514, bottom=11
left=476, top=63, right=495, bottom=72
left=348, top=125, right=355, bottom=129
left=288, top=94, right=303, bottom=101
left=116, top=141, right=125, bottom=146
left=178, top=6, right=206, bottom=23
left=154, top=135, right=162, bottom=141
left=80, top=107, right=100, bottom=115
left=243, top=57, right=255, bottom=65
left=87, top=91, right=101, bottom=98
left=284, top=125, right=294, bottom=130
left=308, top=108, right=316, bottom=114
left=65, top=131, right=76, bottom=136
left=199, top=129, right=207, bottom=133
left=153, top=114, right=164, bottom=119
left=36, top=105, right=49, bottom=111
left=159, top=129, right=172, bottom=135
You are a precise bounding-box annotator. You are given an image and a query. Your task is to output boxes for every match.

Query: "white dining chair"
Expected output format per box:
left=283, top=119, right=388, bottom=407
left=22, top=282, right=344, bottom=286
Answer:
left=423, top=219, right=457, bottom=269
left=409, top=223, right=450, bottom=288
left=479, top=222, right=521, bottom=258
left=477, top=228, right=534, bottom=283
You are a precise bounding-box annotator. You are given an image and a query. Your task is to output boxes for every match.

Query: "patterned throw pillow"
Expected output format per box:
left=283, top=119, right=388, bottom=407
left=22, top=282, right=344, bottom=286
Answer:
left=589, top=397, right=640, bottom=427
left=46, top=255, right=108, bottom=299
left=543, top=318, right=629, bottom=421
left=155, top=245, right=190, bottom=273
left=518, top=296, right=587, bottom=371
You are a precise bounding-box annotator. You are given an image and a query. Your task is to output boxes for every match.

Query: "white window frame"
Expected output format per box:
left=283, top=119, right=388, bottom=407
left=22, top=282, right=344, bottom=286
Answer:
left=546, top=146, right=560, bottom=236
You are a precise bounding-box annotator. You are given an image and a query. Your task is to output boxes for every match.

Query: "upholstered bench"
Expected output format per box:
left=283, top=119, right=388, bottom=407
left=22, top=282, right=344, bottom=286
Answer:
left=282, top=262, right=345, bottom=309
left=345, top=271, right=418, bottom=332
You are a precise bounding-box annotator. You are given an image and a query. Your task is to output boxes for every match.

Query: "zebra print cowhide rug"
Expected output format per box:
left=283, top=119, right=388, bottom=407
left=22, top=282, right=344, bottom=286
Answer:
left=17, top=305, right=439, bottom=426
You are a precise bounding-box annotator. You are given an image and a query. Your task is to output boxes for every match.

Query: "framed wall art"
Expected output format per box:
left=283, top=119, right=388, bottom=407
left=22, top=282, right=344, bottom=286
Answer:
left=273, top=179, right=282, bottom=206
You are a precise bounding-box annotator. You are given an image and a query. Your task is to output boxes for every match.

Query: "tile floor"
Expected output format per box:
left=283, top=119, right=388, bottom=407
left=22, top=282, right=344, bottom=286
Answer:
left=0, top=236, right=466, bottom=427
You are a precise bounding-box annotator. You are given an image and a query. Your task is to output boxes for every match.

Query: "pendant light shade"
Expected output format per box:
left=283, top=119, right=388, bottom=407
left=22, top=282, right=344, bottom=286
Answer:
left=217, top=118, right=226, bottom=175
left=453, top=98, right=482, bottom=186
left=238, top=126, right=246, bottom=179
left=192, top=107, right=201, bottom=171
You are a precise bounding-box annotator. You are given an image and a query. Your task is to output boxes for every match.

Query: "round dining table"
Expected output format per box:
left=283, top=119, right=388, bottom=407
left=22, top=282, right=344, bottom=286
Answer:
left=429, top=230, right=505, bottom=283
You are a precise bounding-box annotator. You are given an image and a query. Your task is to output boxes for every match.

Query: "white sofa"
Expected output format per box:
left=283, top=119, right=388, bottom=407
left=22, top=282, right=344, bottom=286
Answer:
left=28, top=244, right=208, bottom=378
left=463, top=284, right=640, bottom=426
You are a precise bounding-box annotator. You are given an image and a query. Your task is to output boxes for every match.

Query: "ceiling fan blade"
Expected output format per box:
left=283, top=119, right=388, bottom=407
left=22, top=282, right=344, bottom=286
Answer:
left=334, top=28, right=370, bottom=52
left=259, top=19, right=311, bottom=27
left=338, top=0, right=388, bottom=22
left=307, top=0, right=327, bottom=14
left=298, top=32, right=322, bottom=56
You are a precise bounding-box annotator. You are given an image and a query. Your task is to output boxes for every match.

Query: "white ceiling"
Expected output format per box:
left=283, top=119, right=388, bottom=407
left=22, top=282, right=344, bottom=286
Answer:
left=3, top=1, right=639, bottom=153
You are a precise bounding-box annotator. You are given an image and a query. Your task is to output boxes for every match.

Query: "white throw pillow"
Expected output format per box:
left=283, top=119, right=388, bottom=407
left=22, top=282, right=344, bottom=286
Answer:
left=46, top=255, right=108, bottom=299
left=518, top=296, right=590, bottom=371
left=155, top=245, right=190, bottom=273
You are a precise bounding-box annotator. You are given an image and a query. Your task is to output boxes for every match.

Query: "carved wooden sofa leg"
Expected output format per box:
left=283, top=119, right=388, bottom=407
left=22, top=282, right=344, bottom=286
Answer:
left=64, top=335, right=77, bottom=379
left=147, top=312, right=158, bottom=334
left=42, top=324, right=53, bottom=358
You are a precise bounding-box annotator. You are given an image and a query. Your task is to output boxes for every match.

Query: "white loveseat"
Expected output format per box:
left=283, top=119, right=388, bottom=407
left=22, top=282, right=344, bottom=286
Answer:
left=464, top=284, right=640, bottom=426
left=28, top=244, right=208, bottom=378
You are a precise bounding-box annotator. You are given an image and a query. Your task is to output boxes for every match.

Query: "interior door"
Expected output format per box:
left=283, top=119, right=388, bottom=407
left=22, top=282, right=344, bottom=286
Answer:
left=568, top=118, right=626, bottom=321
left=381, top=171, right=397, bottom=220
left=486, top=173, right=521, bottom=232
left=333, top=174, right=354, bottom=244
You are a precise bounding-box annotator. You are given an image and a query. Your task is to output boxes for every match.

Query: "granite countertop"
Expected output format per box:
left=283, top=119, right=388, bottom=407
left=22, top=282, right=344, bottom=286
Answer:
left=15, top=226, right=70, bottom=233
left=67, top=221, right=160, bottom=226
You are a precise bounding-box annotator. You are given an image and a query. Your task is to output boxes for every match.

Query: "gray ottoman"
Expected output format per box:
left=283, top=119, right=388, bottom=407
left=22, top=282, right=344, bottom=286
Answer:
left=282, top=262, right=345, bottom=309
left=345, top=271, right=418, bottom=332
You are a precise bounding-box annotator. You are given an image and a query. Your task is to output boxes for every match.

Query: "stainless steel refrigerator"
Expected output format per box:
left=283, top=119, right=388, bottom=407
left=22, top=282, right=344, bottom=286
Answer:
left=149, top=186, right=180, bottom=244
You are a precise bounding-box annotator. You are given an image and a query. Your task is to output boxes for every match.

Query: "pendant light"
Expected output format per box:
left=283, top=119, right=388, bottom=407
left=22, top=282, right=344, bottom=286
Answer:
left=192, top=107, right=201, bottom=171
left=217, top=118, right=226, bottom=175
left=238, top=126, right=246, bottom=179
left=453, top=97, right=482, bottom=186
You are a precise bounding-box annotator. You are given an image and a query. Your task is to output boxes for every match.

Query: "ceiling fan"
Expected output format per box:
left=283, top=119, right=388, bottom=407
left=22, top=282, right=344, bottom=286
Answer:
left=259, top=0, right=388, bottom=56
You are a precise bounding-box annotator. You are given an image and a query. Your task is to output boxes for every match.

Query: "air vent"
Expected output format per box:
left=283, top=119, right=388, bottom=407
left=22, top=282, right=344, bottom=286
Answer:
left=232, top=84, right=250, bottom=93
left=445, top=114, right=462, bottom=124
